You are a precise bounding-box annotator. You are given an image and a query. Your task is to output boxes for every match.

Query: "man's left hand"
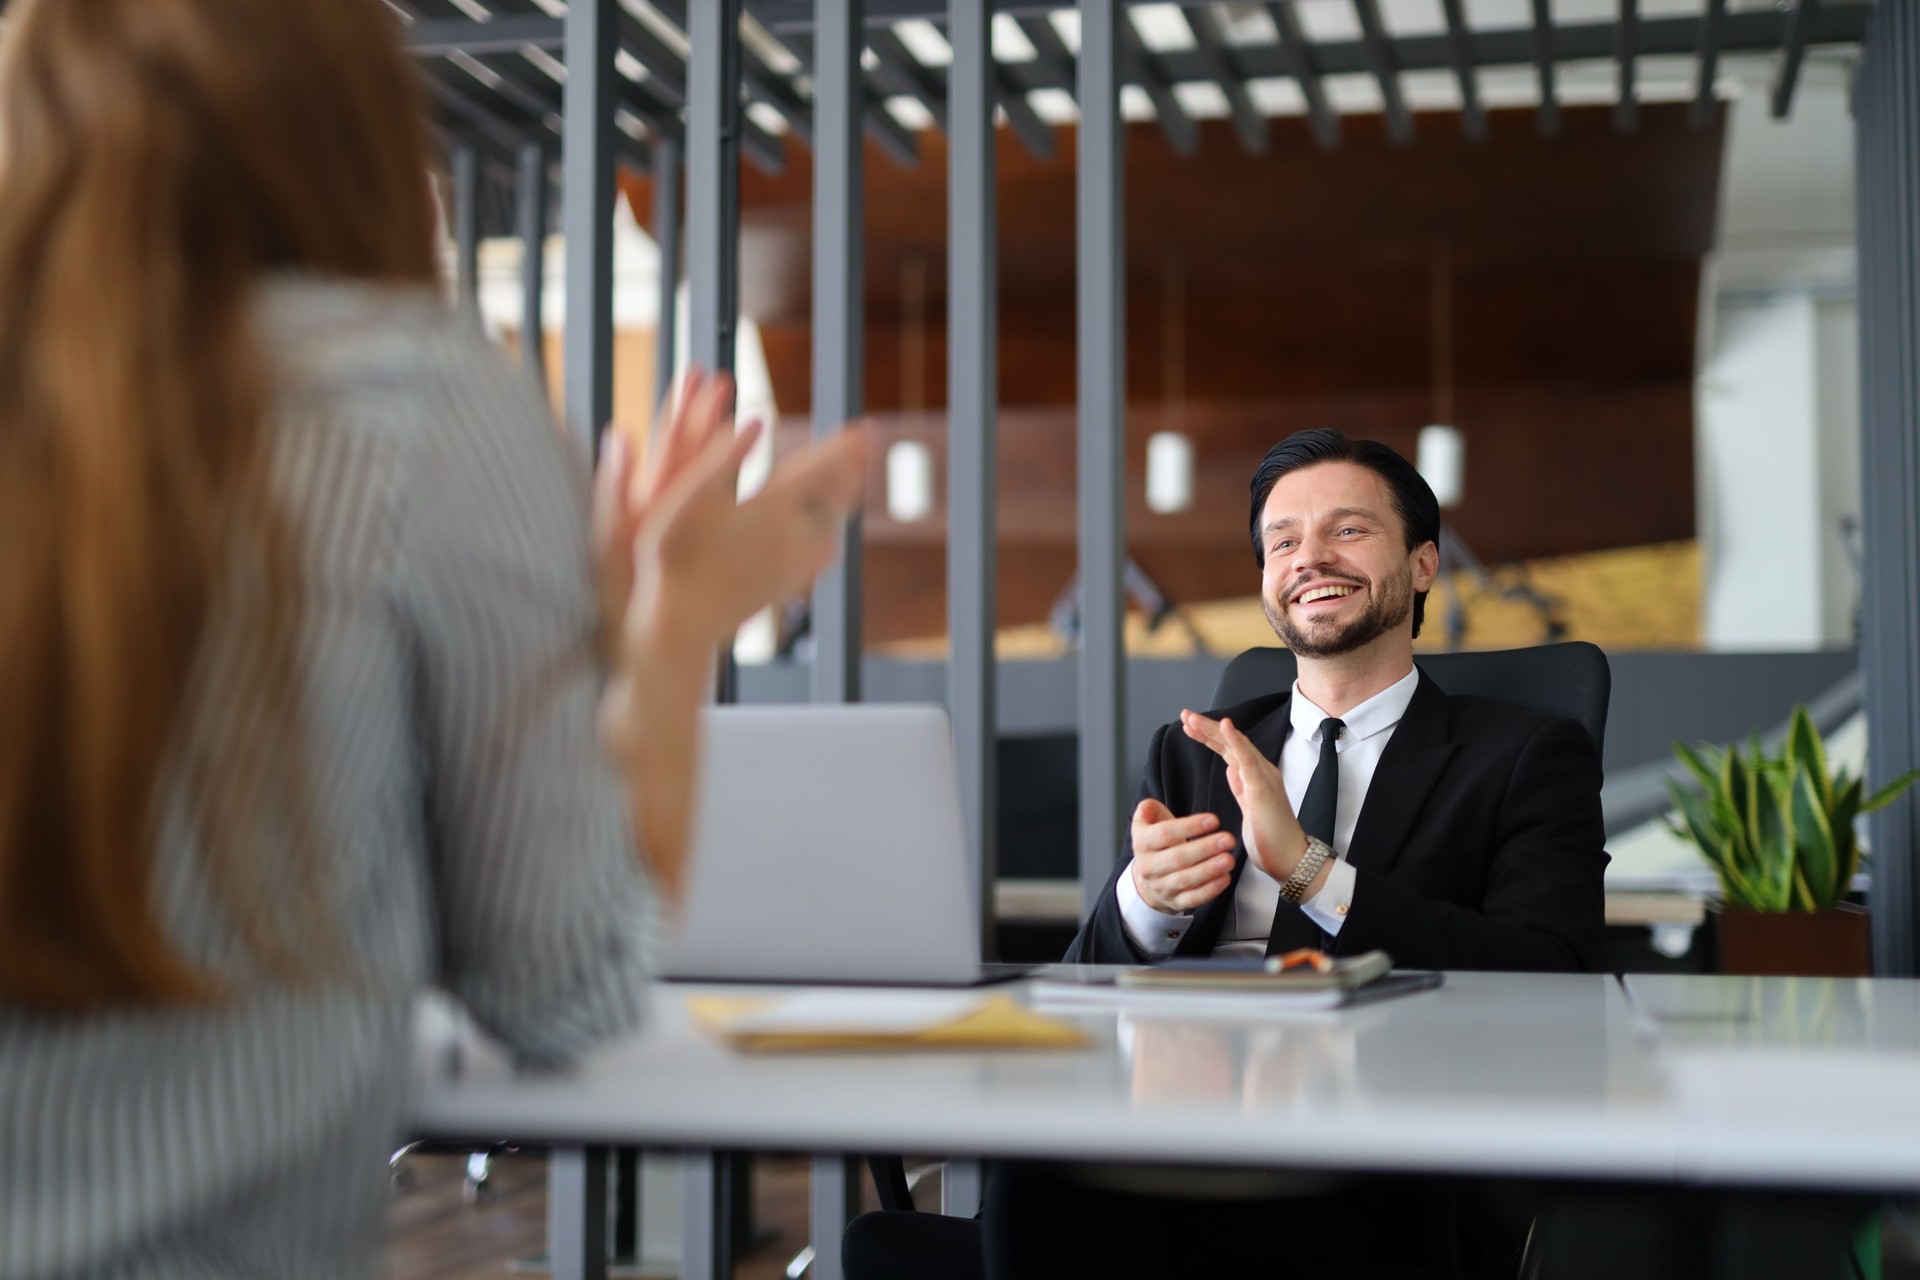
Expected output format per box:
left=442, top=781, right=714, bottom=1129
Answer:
left=1179, top=710, right=1309, bottom=886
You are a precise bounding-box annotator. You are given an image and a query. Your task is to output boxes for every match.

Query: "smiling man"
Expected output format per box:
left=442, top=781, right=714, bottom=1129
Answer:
left=1063, top=428, right=1608, bottom=970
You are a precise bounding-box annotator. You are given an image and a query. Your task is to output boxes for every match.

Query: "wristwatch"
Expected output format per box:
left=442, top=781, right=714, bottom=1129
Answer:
left=1278, top=835, right=1336, bottom=904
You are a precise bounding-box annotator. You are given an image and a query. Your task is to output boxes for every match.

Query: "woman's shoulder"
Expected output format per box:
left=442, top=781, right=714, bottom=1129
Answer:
left=256, top=273, right=509, bottom=399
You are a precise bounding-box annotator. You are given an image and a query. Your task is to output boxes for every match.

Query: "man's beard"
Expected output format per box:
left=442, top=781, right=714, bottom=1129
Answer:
left=1263, top=561, right=1415, bottom=658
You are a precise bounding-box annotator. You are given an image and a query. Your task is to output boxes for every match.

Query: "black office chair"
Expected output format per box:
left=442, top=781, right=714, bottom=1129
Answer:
left=1208, top=640, right=1610, bottom=760
left=851, top=642, right=1611, bottom=1280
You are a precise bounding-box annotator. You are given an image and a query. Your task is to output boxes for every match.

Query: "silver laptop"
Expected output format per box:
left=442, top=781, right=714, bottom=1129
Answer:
left=664, top=703, right=1027, bottom=986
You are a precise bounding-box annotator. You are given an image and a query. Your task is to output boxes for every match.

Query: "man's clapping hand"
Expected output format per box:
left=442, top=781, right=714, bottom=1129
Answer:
left=1128, top=797, right=1238, bottom=915
left=1179, top=710, right=1311, bottom=887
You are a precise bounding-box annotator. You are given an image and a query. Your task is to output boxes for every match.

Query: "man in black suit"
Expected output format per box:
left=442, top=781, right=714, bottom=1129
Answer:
left=1065, top=429, right=1606, bottom=972
left=846, top=430, right=1607, bottom=1280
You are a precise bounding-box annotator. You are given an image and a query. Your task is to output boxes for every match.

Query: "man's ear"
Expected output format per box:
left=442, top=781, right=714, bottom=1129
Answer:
left=1412, top=540, right=1440, bottom=592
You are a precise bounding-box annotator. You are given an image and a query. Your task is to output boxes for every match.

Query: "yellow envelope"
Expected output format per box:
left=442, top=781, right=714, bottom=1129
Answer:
left=685, top=993, right=1088, bottom=1054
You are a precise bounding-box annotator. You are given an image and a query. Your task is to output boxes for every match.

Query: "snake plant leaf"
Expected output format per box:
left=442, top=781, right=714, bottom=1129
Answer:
left=1791, top=769, right=1839, bottom=910
left=1863, top=767, right=1920, bottom=814
left=1719, top=841, right=1765, bottom=911
left=1666, top=780, right=1721, bottom=859
left=1750, top=766, right=1793, bottom=911
left=1674, top=739, right=1723, bottom=793
left=1786, top=706, right=1833, bottom=810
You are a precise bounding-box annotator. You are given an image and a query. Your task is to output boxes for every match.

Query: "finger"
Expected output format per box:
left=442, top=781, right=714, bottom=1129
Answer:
left=1149, top=846, right=1236, bottom=893
left=1133, top=811, right=1220, bottom=852
left=1165, top=875, right=1233, bottom=913
left=1180, top=712, right=1229, bottom=759
left=1140, top=830, right=1237, bottom=876
left=651, top=367, right=705, bottom=485
left=1135, top=798, right=1175, bottom=826
left=592, top=430, right=632, bottom=542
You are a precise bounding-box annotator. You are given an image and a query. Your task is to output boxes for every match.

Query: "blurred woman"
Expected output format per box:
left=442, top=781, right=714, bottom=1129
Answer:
left=0, top=0, right=864, bottom=1274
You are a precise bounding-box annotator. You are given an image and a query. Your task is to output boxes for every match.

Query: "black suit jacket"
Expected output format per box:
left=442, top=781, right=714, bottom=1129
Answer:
left=1064, top=671, right=1608, bottom=972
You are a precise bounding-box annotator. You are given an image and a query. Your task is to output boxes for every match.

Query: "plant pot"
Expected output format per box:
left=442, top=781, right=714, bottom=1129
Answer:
left=1711, top=902, right=1873, bottom=977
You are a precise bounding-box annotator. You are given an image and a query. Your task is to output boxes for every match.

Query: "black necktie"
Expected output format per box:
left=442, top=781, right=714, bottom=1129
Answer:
left=1266, top=717, right=1343, bottom=957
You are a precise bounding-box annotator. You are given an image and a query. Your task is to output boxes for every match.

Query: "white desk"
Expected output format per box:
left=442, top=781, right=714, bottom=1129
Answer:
left=410, top=971, right=1920, bottom=1279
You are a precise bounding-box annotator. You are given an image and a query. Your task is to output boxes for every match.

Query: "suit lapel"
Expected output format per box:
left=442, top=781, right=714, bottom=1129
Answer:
left=1344, top=671, right=1458, bottom=879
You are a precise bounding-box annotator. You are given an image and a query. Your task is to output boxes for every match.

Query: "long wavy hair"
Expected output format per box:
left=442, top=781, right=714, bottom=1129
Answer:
left=0, top=0, right=439, bottom=1010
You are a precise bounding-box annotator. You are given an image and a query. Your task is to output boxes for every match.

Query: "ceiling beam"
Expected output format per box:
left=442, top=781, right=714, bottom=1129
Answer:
left=1615, top=0, right=1639, bottom=133
left=1692, top=0, right=1727, bottom=127
left=1180, top=4, right=1267, bottom=154
left=405, top=14, right=564, bottom=55
left=1118, top=10, right=1199, bottom=155
left=1266, top=1, right=1339, bottom=150
left=1438, top=0, right=1487, bottom=141
left=779, top=29, right=923, bottom=166
left=1771, top=0, right=1817, bottom=120
left=1353, top=0, right=1413, bottom=145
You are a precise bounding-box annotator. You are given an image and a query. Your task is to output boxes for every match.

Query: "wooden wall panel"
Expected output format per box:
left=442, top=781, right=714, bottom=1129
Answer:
left=626, top=102, right=1722, bottom=644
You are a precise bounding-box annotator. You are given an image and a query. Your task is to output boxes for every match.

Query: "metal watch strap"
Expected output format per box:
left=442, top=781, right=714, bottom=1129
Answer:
left=1278, top=835, right=1335, bottom=904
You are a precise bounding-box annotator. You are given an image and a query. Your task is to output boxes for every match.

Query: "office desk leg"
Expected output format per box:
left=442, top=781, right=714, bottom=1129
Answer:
left=548, top=1146, right=609, bottom=1280
left=808, top=1155, right=862, bottom=1280
left=943, top=1160, right=983, bottom=1217
left=681, top=1151, right=734, bottom=1280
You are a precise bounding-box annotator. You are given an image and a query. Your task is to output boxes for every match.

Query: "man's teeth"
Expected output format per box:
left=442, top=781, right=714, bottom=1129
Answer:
left=1298, top=585, right=1357, bottom=604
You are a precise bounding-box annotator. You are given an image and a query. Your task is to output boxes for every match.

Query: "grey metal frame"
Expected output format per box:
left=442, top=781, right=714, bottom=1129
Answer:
left=1077, top=0, right=1129, bottom=918
left=1854, top=0, right=1920, bottom=977
left=561, top=0, right=616, bottom=460
left=812, top=0, right=867, bottom=708
left=516, top=142, right=548, bottom=388
left=451, top=143, right=481, bottom=317
left=949, top=0, right=1000, bottom=959
left=652, top=134, right=682, bottom=414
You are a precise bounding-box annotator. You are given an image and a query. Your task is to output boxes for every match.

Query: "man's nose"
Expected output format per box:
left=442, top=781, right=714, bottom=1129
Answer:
left=1289, top=531, right=1333, bottom=573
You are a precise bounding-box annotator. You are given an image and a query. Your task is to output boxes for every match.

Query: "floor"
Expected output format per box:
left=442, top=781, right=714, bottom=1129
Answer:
left=384, top=1151, right=905, bottom=1280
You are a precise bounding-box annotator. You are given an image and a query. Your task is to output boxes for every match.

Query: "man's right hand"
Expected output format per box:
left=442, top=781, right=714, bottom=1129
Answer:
left=1128, top=798, right=1237, bottom=914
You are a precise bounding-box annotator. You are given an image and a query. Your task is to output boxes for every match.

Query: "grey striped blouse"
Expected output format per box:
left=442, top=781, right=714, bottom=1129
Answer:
left=0, top=278, right=659, bottom=1278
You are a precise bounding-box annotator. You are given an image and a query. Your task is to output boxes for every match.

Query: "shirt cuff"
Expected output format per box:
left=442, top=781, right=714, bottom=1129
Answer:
left=1115, top=862, right=1194, bottom=958
left=1298, top=858, right=1357, bottom=937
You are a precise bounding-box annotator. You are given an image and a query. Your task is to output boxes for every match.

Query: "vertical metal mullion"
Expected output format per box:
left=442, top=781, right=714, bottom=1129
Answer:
left=688, top=0, right=744, bottom=704
left=548, top=1146, right=609, bottom=1280
left=516, top=142, right=549, bottom=388
left=452, top=143, right=482, bottom=319
left=653, top=133, right=683, bottom=414
left=1078, top=0, right=1127, bottom=919
left=807, top=1155, right=862, bottom=1280
left=679, top=1152, right=728, bottom=1280
left=812, top=0, right=866, bottom=707
left=949, top=0, right=998, bottom=960
left=563, top=0, right=617, bottom=460
left=688, top=0, right=743, bottom=379
left=1857, top=0, right=1920, bottom=975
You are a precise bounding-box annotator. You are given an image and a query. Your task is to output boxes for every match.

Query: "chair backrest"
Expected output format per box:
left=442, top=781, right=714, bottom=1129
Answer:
left=1208, top=641, right=1611, bottom=759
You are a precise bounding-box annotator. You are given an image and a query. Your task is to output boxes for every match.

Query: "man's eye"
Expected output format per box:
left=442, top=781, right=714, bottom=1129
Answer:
left=1273, top=540, right=1296, bottom=553
left=1338, top=527, right=1362, bottom=536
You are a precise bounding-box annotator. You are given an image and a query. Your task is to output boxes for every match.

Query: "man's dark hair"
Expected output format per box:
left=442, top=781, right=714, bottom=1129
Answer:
left=1248, top=429, right=1442, bottom=638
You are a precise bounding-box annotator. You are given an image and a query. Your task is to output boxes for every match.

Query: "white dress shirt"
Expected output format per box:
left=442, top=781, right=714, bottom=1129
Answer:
left=1117, top=666, right=1421, bottom=959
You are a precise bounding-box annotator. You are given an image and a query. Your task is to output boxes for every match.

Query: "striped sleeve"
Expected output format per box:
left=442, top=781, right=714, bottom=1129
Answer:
left=395, top=327, right=656, bottom=1066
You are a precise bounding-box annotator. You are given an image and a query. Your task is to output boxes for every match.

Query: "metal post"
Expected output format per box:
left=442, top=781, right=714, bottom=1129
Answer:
left=452, top=143, right=481, bottom=320
left=812, top=0, right=866, bottom=707
left=942, top=1159, right=984, bottom=1217
left=807, top=1155, right=863, bottom=1280
left=1078, top=0, right=1128, bottom=918
left=688, top=0, right=744, bottom=706
left=562, top=0, right=617, bottom=460
left=653, top=132, right=683, bottom=414
left=549, top=1146, right=609, bottom=1280
left=1855, top=2, right=1920, bottom=976
left=687, top=0, right=743, bottom=378
left=516, top=142, right=548, bottom=388
left=949, top=0, right=999, bottom=958
left=679, top=1152, right=729, bottom=1280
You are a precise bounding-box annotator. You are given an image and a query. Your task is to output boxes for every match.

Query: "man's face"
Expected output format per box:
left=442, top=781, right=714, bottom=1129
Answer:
left=1256, top=461, right=1435, bottom=659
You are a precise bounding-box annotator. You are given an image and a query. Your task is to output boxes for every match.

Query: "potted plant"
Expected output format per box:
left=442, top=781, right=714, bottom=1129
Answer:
left=1666, top=706, right=1919, bottom=977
